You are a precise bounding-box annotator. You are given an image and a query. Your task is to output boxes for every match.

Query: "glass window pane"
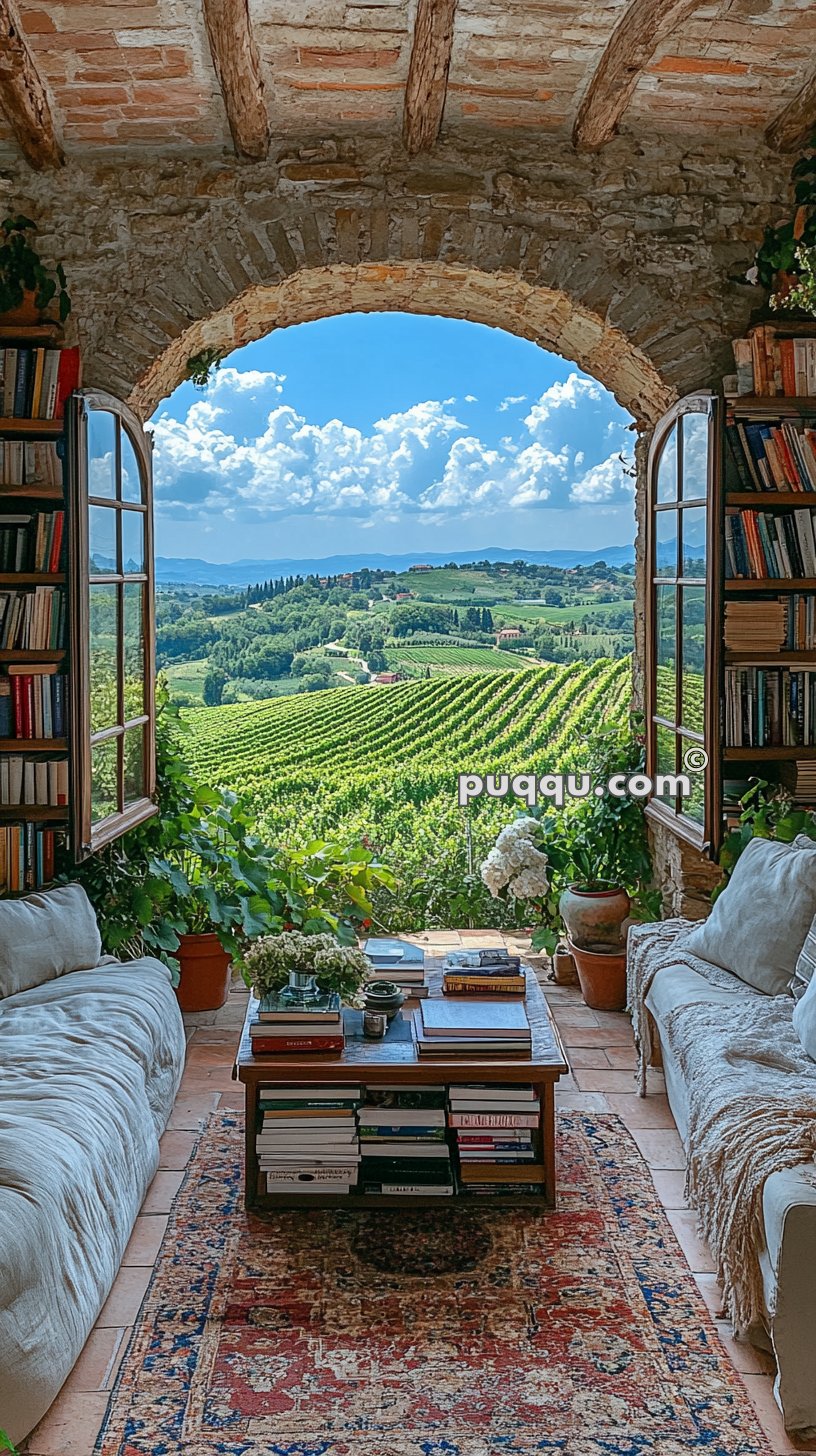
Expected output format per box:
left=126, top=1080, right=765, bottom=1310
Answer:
left=655, top=584, right=676, bottom=722
left=124, top=725, right=145, bottom=805
left=87, top=410, right=117, bottom=500
left=121, top=509, right=144, bottom=574
left=656, top=509, right=677, bottom=578
left=120, top=429, right=144, bottom=505
left=681, top=586, right=706, bottom=736
left=680, top=736, right=705, bottom=824
left=656, top=424, right=678, bottom=504
left=681, top=412, right=709, bottom=500
left=89, top=505, right=116, bottom=574
left=123, top=582, right=145, bottom=720
left=91, top=738, right=118, bottom=823
left=655, top=725, right=677, bottom=809
left=681, top=506, right=707, bottom=578
left=90, top=583, right=118, bottom=734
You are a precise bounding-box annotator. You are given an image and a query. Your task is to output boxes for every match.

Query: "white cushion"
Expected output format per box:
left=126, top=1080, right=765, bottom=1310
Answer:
left=793, top=965, right=816, bottom=1061
left=684, top=836, right=816, bottom=997
left=793, top=912, right=816, bottom=1003
left=0, top=884, right=102, bottom=999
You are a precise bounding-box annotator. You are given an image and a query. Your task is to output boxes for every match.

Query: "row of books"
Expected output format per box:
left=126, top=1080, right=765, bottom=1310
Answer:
left=0, top=511, right=64, bottom=573
left=257, top=1087, right=360, bottom=1195
left=363, top=935, right=428, bottom=996
left=0, top=587, right=65, bottom=650
left=724, top=668, right=816, bottom=748
left=413, top=997, right=531, bottom=1058
left=0, top=346, right=80, bottom=420
left=0, top=823, right=65, bottom=894
left=0, top=755, right=69, bottom=807
left=359, top=1086, right=453, bottom=1196
left=724, top=509, right=816, bottom=580
left=249, top=987, right=345, bottom=1055
left=0, top=441, right=62, bottom=490
left=449, top=1085, right=544, bottom=1196
left=726, top=417, right=816, bottom=493
left=732, top=328, right=816, bottom=398
left=0, top=668, right=67, bottom=739
left=442, top=947, right=526, bottom=996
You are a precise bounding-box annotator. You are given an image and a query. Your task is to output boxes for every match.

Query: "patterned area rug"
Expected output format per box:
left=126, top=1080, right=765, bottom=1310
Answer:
left=95, top=1110, right=771, bottom=1456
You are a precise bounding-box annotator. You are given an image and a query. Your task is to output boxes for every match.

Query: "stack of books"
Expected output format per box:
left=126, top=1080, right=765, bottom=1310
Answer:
left=779, top=759, right=816, bottom=804
left=724, top=600, right=787, bottom=653
left=442, top=948, right=526, bottom=996
left=363, top=936, right=427, bottom=997
left=413, top=998, right=532, bottom=1058
left=257, top=1085, right=361, bottom=1194
left=448, top=1085, right=544, bottom=1195
left=358, top=1085, right=453, bottom=1196
left=732, top=326, right=816, bottom=398
left=249, top=988, right=345, bottom=1056
left=725, top=508, right=816, bottom=580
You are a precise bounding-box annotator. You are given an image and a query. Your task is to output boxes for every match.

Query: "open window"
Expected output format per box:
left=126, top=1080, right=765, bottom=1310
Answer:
left=68, top=390, right=157, bottom=857
left=645, top=391, right=721, bottom=853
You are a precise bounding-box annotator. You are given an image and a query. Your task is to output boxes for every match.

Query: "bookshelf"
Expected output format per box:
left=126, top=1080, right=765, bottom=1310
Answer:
left=646, top=320, right=816, bottom=857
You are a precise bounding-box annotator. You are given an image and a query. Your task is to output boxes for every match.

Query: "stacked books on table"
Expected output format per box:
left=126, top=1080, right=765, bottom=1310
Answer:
left=257, top=1085, right=361, bottom=1194
left=442, top=948, right=526, bottom=996
left=358, top=1085, right=453, bottom=1196
left=249, top=989, right=345, bottom=1056
left=448, top=1085, right=544, bottom=1195
left=724, top=599, right=787, bottom=653
left=779, top=759, right=816, bottom=804
left=413, top=998, right=532, bottom=1058
left=363, top=935, right=427, bottom=997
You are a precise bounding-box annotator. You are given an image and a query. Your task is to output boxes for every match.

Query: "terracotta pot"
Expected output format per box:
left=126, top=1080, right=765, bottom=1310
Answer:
left=175, top=931, right=232, bottom=1012
left=559, top=882, right=631, bottom=950
left=568, top=938, right=627, bottom=1012
left=552, top=942, right=578, bottom=987
left=0, top=288, right=43, bottom=327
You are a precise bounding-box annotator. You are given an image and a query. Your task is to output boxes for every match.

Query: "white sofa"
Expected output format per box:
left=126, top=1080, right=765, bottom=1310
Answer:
left=636, top=926, right=816, bottom=1437
left=0, top=887, right=185, bottom=1444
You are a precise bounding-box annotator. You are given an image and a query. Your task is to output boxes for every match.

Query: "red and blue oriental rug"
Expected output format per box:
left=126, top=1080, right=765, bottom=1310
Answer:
left=95, top=1109, right=771, bottom=1455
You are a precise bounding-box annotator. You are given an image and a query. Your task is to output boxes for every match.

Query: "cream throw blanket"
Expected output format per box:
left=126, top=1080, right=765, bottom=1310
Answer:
left=627, top=921, right=816, bottom=1332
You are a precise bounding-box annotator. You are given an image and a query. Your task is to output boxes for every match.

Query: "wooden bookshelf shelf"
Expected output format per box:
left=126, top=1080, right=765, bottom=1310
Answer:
left=0, top=324, right=62, bottom=344
left=0, top=418, right=63, bottom=439
left=0, top=739, right=66, bottom=752
left=725, top=579, right=816, bottom=592
left=0, top=805, right=68, bottom=821
left=0, top=572, right=64, bottom=585
left=0, top=649, right=64, bottom=663
left=725, top=492, right=816, bottom=508
left=724, top=747, right=816, bottom=761
left=725, top=396, right=816, bottom=414
left=0, top=488, right=63, bottom=502
left=725, top=651, right=816, bottom=665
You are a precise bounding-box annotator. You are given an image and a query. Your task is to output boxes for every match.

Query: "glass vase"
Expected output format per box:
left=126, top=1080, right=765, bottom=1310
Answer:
left=279, top=968, right=321, bottom=1007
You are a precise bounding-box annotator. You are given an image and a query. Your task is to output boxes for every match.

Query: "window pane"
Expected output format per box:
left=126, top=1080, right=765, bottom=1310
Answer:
left=87, top=410, right=117, bottom=500
left=120, top=429, right=144, bottom=504
left=681, top=586, right=706, bottom=735
left=123, top=582, right=145, bottom=720
left=681, top=412, right=709, bottom=500
left=655, top=725, right=677, bottom=808
left=121, top=509, right=144, bottom=574
left=90, top=583, right=118, bottom=733
left=655, top=584, right=676, bottom=721
left=91, top=738, right=118, bottom=823
left=123, top=725, right=145, bottom=805
left=656, top=424, right=678, bottom=504
left=89, top=505, right=116, bottom=574
left=681, top=506, right=707, bottom=578
left=680, top=737, right=706, bottom=825
left=655, top=509, right=677, bottom=578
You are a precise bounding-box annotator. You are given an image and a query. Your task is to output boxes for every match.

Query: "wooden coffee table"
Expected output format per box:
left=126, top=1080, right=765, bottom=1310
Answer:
left=236, top=965, right=569, bottom=1211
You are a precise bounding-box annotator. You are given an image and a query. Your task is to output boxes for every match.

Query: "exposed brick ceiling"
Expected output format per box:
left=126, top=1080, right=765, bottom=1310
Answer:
left=1, top=0, right=814, bottom=163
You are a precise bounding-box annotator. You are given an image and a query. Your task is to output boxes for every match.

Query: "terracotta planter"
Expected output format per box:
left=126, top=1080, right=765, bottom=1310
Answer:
left=559, top=882, right=630, bottom=950
left=568, top=938, right=627, bottom=1012
left=0, top=289, right=43, bottom=327
left=175, top=931, right=232, bottom=1012
left=552, top=942, right=578, bottom=987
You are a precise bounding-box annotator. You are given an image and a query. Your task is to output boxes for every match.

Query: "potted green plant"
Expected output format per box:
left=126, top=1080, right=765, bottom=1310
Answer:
left=243, top=930, right=372, bottom=1006
left=748, top=131, right=816, bottom=318
left=0, top=214, right=71, bottom=324
left=0, top=1427, right=18, bottom=1453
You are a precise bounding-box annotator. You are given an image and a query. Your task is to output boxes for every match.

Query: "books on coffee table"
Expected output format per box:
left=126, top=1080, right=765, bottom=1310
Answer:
left=448, top=1084, right=544, bottom=1195
left=249, top=990, right=344, bottom=1055
left=358, top=1083, right=454, bottom=1195
left=413, top=998, right=532, bottom=1057
left=442, top=947, right=526, bottom=997
left=363, top=936, right=428, bottom=997
left=257, top=1085, right=361, bottom=1193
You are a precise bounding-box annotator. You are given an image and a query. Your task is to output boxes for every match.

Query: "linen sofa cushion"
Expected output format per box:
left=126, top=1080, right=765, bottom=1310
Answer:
left=793, top=966, right=816, bottom=1061
left=0, top=883, right=102, bottom=999
left=683, top=836, right=816, bottom=997
left=793, top=912, right=816, bottom=1003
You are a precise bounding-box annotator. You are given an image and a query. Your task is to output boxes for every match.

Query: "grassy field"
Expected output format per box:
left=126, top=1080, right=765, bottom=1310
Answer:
left=384, top=645, right=536, bottom=676
left=164, top=658, right=209, bottom=703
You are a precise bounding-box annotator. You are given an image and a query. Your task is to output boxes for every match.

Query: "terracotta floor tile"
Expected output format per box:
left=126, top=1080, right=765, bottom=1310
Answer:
left=187, top=1028, right=242, bottom=1045
left=693, top=1271, right=727, bottom=1318
left=665, top=1208, right=717, bottom=1274
left=560, top=1026, right=636, bottom=1047
left=555, top=1090, right=612, bottom=1112
left=605, top=1045, right=638, bottom=1068
left=96, top=1265, right=152, bottom=1328
left=630, top=1127, right=687, bottom=1169
left=141, top=1169, right=185, bottom=1214
left=604, top=1093, right=677, bottom=1129
left=60, top=1325, right=129, bottom=1392
left=179, top=1066, right=238, bottom=1094
left=411, top=931, right=462, bottom=944
left=573, top=1068, right=644, bottom=1093
left=122, top=1214, right=168, bottom=1266
left=185, top=1041, right=238, bottom=1066
left=649, top=1168, right=688, bottom=1209
left=165, top=1092, right=221, bottom=1129
left=216, top=1087, right=245, bottom=1109
left=714, top=1321, right=776, bottom=1377
left=563, top=1046, right=612, bottom=1069
left=740, top=1373, right=816, bottom=1453
left=552, top=1009, right=604, bottom=1027
left=26, top=1391, right=111, bottom=1456
left=159, top=1128, right=197, bottom=1169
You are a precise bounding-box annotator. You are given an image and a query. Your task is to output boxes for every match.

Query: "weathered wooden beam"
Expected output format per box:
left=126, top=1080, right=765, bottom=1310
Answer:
left=0, top=0, right=63, bottom=169
left=403, top=0, right=458, bottom=155
left=202, top=0, right=270, bottom=162
left=767, top=71, right=816, bottom=153
left=573, top=0, right=702, bottom=151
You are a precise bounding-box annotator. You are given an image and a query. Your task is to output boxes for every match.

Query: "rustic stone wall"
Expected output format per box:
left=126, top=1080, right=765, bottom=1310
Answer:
left=649, top=818, right=722, bottom=920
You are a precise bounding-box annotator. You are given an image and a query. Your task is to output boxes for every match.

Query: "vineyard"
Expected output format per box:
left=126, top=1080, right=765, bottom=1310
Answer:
left=383, top=645, right=533, bottom=676
left=185, top=659, right=631, bottom=929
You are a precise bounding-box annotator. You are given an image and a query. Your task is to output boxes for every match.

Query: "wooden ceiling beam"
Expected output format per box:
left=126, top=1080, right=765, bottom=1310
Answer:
left=573, top=0, right=702, bottom=151
left=767, top=71, right=816, bottom=153
left=0, top=0, right=63, bottom=170
left=403, top=0, right=458, bottom=155
left=202, top=0, right=270, bottom=162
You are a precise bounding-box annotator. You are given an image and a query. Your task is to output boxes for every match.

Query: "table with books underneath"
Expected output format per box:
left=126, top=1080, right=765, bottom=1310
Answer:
left=236, top=943, right=569, bottom=1209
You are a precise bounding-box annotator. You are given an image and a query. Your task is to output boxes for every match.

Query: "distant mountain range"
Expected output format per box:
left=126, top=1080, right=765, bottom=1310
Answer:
left=154, top=544, right=636, bottom=587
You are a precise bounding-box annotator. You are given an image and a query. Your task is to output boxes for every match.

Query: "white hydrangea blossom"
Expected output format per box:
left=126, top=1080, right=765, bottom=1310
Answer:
left=480, top=817, right=550, bottom=902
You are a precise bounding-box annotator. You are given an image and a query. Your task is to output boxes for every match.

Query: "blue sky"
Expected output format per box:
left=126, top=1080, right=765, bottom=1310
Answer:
left=150, top=313, right=636, bottom=563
